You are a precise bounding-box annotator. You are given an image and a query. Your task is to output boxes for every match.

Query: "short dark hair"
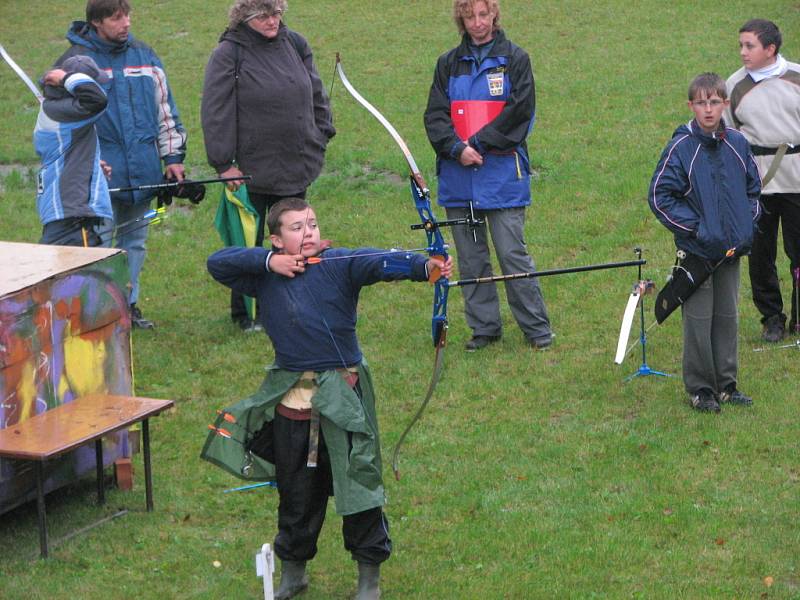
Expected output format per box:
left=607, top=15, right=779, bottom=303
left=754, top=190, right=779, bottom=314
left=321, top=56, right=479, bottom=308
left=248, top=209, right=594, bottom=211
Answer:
left=267, top=197, right=310, bottom=235
left=688, top=72, right=727, bottom=102
left=86, top=0, right=131, bottom=24
left=739, top=19, right=782, bottom=54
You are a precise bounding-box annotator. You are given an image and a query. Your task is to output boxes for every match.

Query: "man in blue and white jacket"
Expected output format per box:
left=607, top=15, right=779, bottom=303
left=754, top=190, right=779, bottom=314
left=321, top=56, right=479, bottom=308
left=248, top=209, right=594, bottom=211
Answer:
left=424, top=0, right=553, bottom=352
left=35, top=55, right=112, bottom=247
left=54, top=0, right=188, bottom=329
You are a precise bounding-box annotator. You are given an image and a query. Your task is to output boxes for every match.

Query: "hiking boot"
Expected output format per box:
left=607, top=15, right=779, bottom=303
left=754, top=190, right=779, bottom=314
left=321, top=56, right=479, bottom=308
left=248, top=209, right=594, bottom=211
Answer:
left=130, top=304, right=154, bottom=329
left=275, top=560, right=308, bottom=600
left=527, top=332, right=555, bottom=350
left=718, top=385, right=753, bottom=406
left=688, top=390, right=720, bottom=413
left=354, top=562, right=380, bottom=600
left=465, top=334, right=501, bottom=351
left=762, top=314, right=785, bottom=343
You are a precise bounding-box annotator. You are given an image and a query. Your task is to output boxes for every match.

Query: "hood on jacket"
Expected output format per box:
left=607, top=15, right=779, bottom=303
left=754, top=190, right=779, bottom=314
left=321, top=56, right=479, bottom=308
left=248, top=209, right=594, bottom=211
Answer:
left=66, top=20, right=131, bottom=54
left=673, top=119, right=730, bottom=148
left=218, top=21, right=287, bottom=47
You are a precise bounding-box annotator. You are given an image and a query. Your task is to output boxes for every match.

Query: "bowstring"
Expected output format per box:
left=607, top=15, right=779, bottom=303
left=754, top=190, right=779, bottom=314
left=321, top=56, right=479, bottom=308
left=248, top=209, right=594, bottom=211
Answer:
left=295, top=204, right=351, bottom=373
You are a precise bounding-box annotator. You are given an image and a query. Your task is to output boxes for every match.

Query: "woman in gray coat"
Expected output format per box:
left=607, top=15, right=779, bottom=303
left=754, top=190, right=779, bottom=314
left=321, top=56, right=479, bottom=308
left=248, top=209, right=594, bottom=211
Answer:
left=201, top=0, right=335, bottom=330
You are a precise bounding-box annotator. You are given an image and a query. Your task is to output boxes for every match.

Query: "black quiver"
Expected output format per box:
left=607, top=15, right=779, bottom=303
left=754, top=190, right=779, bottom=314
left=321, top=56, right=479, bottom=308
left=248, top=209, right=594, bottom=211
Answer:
left=654, top=252, right=714, bottom=324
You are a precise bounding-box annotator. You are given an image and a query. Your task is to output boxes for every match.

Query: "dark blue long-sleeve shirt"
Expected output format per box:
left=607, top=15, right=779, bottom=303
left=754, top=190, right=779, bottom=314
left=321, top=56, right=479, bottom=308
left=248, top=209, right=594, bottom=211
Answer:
left=207, top=246, right=430, bottom=370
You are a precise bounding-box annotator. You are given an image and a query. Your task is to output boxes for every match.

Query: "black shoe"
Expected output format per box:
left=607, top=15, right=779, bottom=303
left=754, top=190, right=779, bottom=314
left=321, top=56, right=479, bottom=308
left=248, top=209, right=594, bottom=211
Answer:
left=465, top=334, right=501, bottom=351
left=130, top=304, right=154, bottom=329
left=527, top=333, right=555, bottom=350
left=688, top=390, right=720, bottom=413
left=762, top=314, right=785, bottom=343
left=718, top=385, right=753, bottom=406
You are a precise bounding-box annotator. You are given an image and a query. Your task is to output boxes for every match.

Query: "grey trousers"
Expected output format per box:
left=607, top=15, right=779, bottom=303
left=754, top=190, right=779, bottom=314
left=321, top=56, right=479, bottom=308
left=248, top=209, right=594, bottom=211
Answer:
left=446, top=206, right=551, bottom=340
left=681, top=258, right=740, bottom=395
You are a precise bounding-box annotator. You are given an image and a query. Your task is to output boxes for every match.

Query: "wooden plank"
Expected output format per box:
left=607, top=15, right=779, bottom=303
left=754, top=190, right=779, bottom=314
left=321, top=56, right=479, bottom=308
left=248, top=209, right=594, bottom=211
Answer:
left=0, top=395, right=173, bottom=461
left=0, top=241, right=122, bottom=298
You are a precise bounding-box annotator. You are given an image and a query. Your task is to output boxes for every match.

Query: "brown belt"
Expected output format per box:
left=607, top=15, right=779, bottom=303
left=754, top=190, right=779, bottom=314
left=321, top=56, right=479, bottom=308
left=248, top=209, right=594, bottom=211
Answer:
left=275, top=404, right=312, bottom=421
left=276, top=369, right=360, bottom=468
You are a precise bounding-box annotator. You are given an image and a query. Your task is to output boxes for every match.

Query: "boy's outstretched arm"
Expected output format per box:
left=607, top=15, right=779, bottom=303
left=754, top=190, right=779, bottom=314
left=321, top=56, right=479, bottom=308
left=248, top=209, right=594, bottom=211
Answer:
left=207, top=247, right=270, bottom=298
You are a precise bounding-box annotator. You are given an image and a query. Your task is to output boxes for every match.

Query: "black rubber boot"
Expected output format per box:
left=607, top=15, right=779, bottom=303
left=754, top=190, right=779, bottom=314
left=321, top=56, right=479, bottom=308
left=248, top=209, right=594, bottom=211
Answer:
left=275, top=560, right=308, bottom=600
left=354, top=562, right=380, bottom=600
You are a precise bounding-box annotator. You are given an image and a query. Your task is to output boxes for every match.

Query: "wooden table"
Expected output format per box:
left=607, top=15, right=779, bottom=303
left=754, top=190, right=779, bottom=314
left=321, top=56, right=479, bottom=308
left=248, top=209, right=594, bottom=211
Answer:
left=0, top=394, right=174, bottom=558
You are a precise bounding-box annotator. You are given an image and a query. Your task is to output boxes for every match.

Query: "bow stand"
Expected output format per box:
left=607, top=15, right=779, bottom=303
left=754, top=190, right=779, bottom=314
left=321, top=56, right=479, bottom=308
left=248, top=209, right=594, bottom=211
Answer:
left=614, top=248, right=672, bottom=381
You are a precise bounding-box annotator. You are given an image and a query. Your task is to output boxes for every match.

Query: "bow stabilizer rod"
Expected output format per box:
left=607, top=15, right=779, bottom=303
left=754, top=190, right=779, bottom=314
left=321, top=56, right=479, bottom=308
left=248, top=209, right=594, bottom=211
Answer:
left=448, top=259, right=646, bottom=287
left=109, top=175, right=251, bottom=193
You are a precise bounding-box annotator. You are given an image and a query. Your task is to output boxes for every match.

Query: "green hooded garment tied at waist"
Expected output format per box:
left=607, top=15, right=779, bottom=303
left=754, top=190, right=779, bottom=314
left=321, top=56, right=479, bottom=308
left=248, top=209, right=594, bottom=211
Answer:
left=201, top=361, right=386, bottom=515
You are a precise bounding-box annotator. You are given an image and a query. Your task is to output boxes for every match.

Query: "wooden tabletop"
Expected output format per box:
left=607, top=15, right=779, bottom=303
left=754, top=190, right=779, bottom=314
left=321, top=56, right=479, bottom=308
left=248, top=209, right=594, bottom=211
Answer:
left=0, top=241, right=123, bottom=298
left=0, top=395, right=174, bottom=461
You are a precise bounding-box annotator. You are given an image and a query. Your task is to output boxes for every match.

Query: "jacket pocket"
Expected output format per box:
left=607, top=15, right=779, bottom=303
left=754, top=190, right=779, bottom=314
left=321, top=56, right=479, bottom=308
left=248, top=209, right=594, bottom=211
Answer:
left=695, top=221, right=727, bottom=260
left=346, top=430, right=382, bottom=490
left=247, top=420, right=275, bottom=464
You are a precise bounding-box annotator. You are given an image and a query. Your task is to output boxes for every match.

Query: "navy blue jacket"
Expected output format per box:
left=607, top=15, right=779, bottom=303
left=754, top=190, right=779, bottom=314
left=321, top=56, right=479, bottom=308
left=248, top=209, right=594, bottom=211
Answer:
left=56, top=22, right=187, bottom=205
left=424, top=30, right=534, bottom=210
left=207, top=247, right=429, bottom=370
left=649, top=120, right=761, bottom=261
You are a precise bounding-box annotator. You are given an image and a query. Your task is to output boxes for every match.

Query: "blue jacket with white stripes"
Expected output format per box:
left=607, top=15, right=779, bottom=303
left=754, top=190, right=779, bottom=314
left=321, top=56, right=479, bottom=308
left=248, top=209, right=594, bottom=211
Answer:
left=34, top=72, right=112, bottom=226
left=56, top=22, right=187, bottom=205
left=649, top=119, right=761, bottom=261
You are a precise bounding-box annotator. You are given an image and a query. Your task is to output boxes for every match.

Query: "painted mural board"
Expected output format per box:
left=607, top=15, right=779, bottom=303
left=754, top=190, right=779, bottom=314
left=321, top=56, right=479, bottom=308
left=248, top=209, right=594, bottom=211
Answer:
left=0, top=242, right=132, bottom=514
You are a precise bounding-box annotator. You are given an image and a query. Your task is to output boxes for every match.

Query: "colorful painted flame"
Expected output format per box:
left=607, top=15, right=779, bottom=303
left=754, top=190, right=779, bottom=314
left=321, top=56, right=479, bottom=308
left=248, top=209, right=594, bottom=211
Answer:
left=0, top=251, right=132, bottom=509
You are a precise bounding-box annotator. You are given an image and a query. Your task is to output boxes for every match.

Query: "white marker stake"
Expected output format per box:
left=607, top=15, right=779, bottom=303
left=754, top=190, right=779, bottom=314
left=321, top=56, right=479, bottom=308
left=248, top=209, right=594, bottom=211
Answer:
left=255, top=543, right=276, bottom=600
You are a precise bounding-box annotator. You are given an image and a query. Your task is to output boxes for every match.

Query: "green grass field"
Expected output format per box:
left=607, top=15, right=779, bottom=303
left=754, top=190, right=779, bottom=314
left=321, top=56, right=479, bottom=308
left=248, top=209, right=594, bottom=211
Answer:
left=1, top=1, right=799, bottom=598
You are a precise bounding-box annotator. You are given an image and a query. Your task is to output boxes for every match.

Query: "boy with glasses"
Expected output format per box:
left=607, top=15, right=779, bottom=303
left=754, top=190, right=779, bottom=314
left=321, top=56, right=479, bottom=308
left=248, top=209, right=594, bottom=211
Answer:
left=649, top=73, right=761, bottom=413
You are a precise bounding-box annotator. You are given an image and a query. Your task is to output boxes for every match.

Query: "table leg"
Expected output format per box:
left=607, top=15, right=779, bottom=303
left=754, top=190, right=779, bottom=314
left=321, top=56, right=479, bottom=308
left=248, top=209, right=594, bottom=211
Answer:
left=95, top=438, right=105, bottom=505
left=36, top=461, right=48, bottom=559
left=142, top=418, right=153, bottom=511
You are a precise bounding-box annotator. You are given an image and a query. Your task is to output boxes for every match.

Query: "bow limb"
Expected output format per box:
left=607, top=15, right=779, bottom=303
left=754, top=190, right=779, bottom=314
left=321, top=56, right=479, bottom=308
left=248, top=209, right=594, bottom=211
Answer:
left=335, top=55, right=449, bottom=478
left=335, top=54, right=426, bottom=191
left=391, top=335, right=445, bottom=480
left=0, top=44, right=44, bottom=103
left=614, top=286, right=642, bottom=365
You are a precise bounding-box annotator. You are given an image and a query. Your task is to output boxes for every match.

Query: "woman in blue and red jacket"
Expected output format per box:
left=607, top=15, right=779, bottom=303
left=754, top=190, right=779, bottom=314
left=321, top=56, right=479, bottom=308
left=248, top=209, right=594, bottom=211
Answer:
left=424, top=0, right=553, bottom=351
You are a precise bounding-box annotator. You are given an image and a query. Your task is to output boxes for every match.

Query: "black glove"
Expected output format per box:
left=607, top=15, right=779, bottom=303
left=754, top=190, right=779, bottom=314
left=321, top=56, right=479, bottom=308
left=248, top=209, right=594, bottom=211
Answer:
left=173, top=180, right=206, bottom=204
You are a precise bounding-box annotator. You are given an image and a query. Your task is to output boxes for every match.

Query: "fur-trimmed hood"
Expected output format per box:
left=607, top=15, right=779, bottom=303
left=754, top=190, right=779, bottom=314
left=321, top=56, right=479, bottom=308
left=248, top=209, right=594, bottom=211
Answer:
left=228, top=0, right=287, bottom=29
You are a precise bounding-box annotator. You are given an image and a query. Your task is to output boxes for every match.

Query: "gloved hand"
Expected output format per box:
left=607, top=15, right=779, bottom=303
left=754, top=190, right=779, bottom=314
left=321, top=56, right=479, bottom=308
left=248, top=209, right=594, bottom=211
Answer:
left=173, top=180, right=206, bottom=204
left=157, top=176, right=206, bottom=206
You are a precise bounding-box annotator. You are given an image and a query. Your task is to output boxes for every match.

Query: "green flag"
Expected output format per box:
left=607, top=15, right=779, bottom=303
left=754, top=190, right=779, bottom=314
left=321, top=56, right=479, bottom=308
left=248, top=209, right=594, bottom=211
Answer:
left=214, top=185, right=260, bottom=320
